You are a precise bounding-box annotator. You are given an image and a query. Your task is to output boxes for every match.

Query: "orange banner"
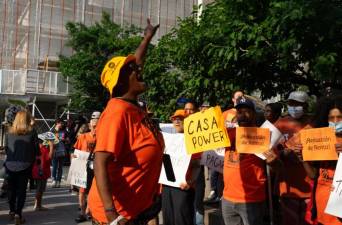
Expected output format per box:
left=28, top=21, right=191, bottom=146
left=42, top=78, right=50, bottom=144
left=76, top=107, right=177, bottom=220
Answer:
left=300, top=127, right=338, bottom=161
left=236, top=127, right=270, bottom=154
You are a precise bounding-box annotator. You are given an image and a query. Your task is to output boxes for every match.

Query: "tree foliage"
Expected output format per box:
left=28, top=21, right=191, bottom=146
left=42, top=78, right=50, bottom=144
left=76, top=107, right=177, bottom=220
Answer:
left=143, top=0, right=342, bottom=120
left=59, top=13, right=142, bottom=112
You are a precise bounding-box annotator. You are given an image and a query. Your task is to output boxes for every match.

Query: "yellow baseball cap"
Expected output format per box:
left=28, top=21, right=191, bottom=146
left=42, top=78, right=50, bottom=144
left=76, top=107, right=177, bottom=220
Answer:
left=101, top=54, right=136, bottom=95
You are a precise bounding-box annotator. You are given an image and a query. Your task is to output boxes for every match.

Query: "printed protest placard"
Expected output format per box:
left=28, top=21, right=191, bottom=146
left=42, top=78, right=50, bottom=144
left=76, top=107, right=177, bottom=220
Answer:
left=160, top=123, right=176, bottom=133
left=300, top=127, right=338, bottom=161
left=159, top=132, right=192, bottom=188
left=236, top=127, right=270, bottom=154
left=184, top=106, right=230, bottom=154
left=67, top=149, right=90, bottom=188
left=285, top=124, right=312, bottom=150
left=201, top=148, right=225, bottom=173
left=325, top=154, right=342, bottom=218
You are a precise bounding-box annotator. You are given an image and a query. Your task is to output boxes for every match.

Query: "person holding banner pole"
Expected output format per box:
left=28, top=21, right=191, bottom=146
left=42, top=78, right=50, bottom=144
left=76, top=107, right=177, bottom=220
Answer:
left=293, top=96, right=342, bottom=225
left=162, top=109, right=201, bottom=225
left=88, top=19, right=164, bottom=225
left=222, top=97, right=278, bottom=225
left=274, top=91, right=312, bottom=225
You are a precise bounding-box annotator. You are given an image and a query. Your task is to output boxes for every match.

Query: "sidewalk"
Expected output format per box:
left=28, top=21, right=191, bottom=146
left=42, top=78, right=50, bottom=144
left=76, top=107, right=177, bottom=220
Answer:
left=0, top=180, right=92, bottom=225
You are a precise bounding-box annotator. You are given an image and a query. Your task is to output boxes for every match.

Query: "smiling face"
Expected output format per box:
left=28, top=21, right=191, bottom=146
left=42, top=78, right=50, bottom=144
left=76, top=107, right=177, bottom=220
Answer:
left=172, top=116, right=184, bottom=133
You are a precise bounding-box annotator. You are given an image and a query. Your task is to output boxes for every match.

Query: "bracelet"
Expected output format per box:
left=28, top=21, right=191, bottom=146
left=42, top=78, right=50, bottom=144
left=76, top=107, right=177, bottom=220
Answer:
left=109, top=215, right=124, bottom=225
left=104, top=206, right=115, bottom=212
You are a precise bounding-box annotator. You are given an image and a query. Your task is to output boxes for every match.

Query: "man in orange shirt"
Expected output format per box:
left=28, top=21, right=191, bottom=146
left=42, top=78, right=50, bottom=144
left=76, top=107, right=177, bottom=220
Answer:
left=274, top=91, right=312, bottom=225
left=74, top=111, right=100, bottom=223
left=222, top=90, right=244, bottom=128
left=88, top=19, right=163, bottom=225
left=222, top=97, right=277, bottom=225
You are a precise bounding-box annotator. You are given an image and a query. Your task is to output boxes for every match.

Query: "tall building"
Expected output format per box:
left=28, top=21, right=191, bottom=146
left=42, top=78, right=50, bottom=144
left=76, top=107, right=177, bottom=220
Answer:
left=0, top=0, right=200, bottom=131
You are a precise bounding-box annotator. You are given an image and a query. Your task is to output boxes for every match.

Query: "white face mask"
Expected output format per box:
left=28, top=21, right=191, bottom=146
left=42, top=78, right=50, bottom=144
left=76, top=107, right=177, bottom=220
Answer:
left=287, top=106, right=304, bottom=119
left=329, top=121, right=342, bottom=133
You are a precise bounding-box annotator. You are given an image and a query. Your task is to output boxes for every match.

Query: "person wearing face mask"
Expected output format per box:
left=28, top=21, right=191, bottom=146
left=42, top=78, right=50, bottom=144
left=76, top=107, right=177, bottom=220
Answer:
left=293, top=96, right=342, bottom=225
left=274, top=91, right=312, bottom=225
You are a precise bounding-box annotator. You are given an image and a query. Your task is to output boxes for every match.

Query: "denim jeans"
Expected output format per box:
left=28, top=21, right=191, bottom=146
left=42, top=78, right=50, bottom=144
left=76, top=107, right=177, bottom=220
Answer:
left=6, top=168, right=30, bottom=216
left=221, top=198, right=266, bottom=225
left=52, top=157, right=64, bottom=182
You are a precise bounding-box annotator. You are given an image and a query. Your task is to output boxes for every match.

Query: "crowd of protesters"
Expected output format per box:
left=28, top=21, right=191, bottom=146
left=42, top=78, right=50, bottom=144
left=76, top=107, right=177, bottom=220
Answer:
left=1, top=19, right=342, bottom=225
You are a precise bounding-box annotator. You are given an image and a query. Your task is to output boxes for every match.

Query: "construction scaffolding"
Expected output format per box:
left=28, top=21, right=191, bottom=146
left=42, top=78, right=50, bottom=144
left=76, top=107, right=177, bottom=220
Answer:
left=0, top=0, right=199, bottom=71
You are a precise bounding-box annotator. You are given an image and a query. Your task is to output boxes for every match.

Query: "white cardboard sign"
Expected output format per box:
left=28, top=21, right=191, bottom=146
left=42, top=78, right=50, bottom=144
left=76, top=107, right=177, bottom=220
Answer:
left=255, top=120, right=284, bottom=160
left=67, top=149, right=90, bottom=188
left=325, top=154, right=342, bottom=218
left=160, top=123, right=176, bottom=134
left=159, top=132, right=191, bottom=188
left=200, top=148, right=225, bottom=173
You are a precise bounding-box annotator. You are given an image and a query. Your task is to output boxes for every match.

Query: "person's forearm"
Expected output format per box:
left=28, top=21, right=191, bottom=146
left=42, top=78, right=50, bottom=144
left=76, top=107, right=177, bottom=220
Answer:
left=134, top=35, right=152, bottom=65
left=303, top=162, right=318, bottom=179
left=94, top=153, right=118, bottom=219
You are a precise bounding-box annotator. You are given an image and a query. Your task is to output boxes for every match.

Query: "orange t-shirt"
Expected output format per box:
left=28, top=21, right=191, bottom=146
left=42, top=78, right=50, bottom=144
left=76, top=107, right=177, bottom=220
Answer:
left=73, top=132, right=96, bottom=152
left=274, top=115, right=312, bottom=198
left=88, top=98, right=164, bottom=222
left=223, top=128, right=267, bottom=203
left=222, top=108, right=237, bottom=123
left=316, top=162, right=341, bottom=225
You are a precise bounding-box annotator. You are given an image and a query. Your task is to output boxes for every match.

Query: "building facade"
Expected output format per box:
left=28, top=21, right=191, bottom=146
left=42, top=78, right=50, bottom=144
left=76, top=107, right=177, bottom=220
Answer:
left=0, top=0, right=202, bottom=131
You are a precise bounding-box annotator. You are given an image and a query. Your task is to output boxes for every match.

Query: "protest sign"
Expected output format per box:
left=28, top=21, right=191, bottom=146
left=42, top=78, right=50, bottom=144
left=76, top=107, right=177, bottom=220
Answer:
left=184, top=106, right=230, bottom=154
left=255, top=120, right=284, bottom=159
left=285, top=124, right=312, bottom=149
left=300, top=127, right=338, bottom=161
left=160, top=123, right=176, bottom=133
left=236, top=127, right=270, bottom=154
left=325, top=154, right=342, bottom=218
left=200, top=148, right=225, bottom=173
left=67, top=149, right=90, bottom=188
left=159, top=132, right=191, bottom=188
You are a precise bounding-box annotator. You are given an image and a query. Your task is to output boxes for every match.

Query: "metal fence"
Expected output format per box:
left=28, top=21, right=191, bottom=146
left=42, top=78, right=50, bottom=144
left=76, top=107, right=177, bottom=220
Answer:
left=0, top=0, right=199, bottom=70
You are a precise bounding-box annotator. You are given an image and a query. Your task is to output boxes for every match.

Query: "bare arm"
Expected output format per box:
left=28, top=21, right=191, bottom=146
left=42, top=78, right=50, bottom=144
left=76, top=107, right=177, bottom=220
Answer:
left=48, top=141, right=55, bottom=159
left=94, top=152, right=119, bottom=222
left=134, top=19, right=159, bottom=65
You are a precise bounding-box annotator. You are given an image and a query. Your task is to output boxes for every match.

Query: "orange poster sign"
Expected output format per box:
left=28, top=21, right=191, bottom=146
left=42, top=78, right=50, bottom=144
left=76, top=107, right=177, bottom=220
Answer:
left=285, top=124, right=312, bottom=150
left=300, top=127, right=338, bottom=161
left=236, top=127, right=270, bottom=154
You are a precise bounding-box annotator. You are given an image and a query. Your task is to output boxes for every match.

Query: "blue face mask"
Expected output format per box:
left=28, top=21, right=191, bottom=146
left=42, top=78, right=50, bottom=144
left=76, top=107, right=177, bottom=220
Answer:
left=328, top=121, right=342, bottom=133
left=287, top=106, right=304, bottom=119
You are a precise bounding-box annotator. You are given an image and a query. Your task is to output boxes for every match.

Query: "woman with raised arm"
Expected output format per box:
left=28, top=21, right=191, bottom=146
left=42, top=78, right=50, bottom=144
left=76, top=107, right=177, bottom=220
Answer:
left=88, top=19, right=163, bottom=225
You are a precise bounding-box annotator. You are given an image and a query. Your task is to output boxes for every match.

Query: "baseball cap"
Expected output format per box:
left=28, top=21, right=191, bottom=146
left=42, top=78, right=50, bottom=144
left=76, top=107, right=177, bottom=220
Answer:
left=287, top=91, right=309, bottom=103
left=101, top=54, right=136, bottom=95
left=91, top=111, right=101, bottom=119
left=170, top=109, right=186, bottom=120
left=235, top=97, right=255, bottom=111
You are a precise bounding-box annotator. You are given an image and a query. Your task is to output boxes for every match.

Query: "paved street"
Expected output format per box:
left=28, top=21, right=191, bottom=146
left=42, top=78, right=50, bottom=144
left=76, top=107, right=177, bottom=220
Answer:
left=0, top=167, right=222, bottom=225
left=0, top=180, right=91, bottom=225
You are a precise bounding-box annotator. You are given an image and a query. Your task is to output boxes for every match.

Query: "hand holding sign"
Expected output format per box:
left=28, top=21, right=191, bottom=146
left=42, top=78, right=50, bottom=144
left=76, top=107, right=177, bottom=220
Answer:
left=184, top=106, right=230, bottom=154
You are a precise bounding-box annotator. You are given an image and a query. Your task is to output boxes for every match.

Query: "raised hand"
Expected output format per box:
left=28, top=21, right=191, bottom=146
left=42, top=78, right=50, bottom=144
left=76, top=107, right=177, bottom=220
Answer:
left=144, top=18, right=160, bottom=39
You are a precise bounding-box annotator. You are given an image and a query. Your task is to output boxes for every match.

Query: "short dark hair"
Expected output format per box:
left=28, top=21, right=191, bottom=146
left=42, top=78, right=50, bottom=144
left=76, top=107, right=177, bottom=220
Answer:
left=184, top=99, right=198, bottom=109
left=312, top=96, right=342, bottom=128
left=265, top=102, right=283, bottom=119
left=55, top=118, right=63, bottom=124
